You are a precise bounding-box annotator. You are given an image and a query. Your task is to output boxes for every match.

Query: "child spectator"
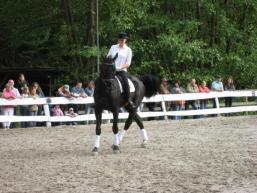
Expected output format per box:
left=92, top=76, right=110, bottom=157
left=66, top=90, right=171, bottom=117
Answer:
left=51, top=105, right=64, bottom=126
left=65, top=107, right=78, bottom=125
left=28, top=88, right=39, bottom=127
left=2, top=83, right=17, bottom=129
left=20, top=87, right=30, bottom=128
left=171, top=80, right=185, bottom=120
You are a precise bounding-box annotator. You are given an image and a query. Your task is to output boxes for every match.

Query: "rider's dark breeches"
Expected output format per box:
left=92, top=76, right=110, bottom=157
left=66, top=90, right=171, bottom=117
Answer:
left=116, top=70, right=130, bottom=101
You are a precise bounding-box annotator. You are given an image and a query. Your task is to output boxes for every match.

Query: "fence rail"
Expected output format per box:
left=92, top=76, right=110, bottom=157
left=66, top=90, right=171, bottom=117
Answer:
left=0, top=90, right=256, bottom=127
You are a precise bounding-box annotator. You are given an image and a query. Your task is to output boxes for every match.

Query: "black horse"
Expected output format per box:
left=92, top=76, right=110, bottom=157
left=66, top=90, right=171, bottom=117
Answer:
left=92, top=55, right=160, bottom=154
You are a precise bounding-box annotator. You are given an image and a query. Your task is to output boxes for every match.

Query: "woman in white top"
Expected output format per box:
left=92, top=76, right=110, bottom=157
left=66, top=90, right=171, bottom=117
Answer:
left=107, top=32, right=134, bottom=108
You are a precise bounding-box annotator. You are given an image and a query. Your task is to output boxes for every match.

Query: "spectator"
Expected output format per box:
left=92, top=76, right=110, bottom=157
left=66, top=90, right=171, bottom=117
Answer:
left=71, top=81, right=87, bottom=113
left=31, top=82, right=45, bottom=98
left=211, top=75, right=224, bottom=110
left=159, top=78, right=170, bottom=95
left=84, top=80, right=95, bottom=124
left=186, top=79, right=199, bottom=109
left=65, top=107, right=78, bottom=125
left=2, top=83, right=17, bottom=129
left=84, top=80, right=95, bottom=115
left=8, top=79, right=21, bottom=97
left=28, top=87, right=39, bottom=127
left=224, top=76, right=235, bottom=116
left=16, top=73, right=29, bottom=93
left=56, top=84, right=75, bottom=98
left=20, top=87, right=30, bottom=128
left=198, top=81, right=210, bottom=118
left=51, top=105, right=64, bottom=126
left=171, top=80, right=185, bottom=120
left=8, top=79, right=20, bottom=128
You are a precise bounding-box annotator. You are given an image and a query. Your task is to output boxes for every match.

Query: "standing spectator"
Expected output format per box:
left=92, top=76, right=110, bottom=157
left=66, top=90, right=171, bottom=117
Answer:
left=51, top=105, right=64, bottom=126
left=84, top=80, right=95, bottom=115
left=171, top=80, right=185, bottom=120
left=28, top=88, right=39, bottom=127
left=8, top=79, right=21, bottom=97
left=198, top=81, right=210, bottom=110
left=159, top=78, right=170, bottom=95
left=2, top=83, right=17, bottom=129
left=224, top=76, right=235, bottom=116
left=198, top=81, right=210, bottom=118
left=56, top=84, right=75, bottom=98
left=84, top=80, right=95, bottom=124
left=186, top=79, right=199, bottom=110
left=20, top=87, right=30, bottom=128
left=16, top=73, right=29, bottom=93
left=31, top=82, right=45, bottom=98
left=211, top=75, right=224, bottom=109
left=71, top=81, right=87, bottom=113
left=8, top=79, right=20, bottom=128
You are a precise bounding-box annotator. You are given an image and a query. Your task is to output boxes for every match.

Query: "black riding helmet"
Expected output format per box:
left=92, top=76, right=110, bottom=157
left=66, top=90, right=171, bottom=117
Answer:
left=118, top=32, right=128, bottom=39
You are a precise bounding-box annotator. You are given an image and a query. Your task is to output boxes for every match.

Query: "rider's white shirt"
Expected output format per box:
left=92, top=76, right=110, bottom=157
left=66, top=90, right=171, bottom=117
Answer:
left=107, top=44, right=132, bottom=72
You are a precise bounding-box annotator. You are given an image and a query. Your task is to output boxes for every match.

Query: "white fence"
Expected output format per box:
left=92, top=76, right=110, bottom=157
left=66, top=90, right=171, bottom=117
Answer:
left=0, top=90, right=256, bottom=127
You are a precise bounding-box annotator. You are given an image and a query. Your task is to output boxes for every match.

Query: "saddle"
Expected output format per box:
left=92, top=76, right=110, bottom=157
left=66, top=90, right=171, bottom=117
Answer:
left=115, top=75, right=135, bottom=93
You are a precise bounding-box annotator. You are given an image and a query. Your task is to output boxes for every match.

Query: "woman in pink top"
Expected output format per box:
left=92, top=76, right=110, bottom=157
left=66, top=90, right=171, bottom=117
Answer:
left=2, top=83, right=17, bottom=129
left=198, top=81, right=210, bottom=111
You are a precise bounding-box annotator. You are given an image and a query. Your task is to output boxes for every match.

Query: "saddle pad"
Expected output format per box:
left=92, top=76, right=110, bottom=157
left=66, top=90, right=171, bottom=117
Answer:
left=115, top=76, right=135, bottom=93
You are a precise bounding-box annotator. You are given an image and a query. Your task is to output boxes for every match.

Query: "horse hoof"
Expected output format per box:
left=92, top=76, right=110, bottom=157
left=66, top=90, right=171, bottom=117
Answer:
left=91, top=147, right=99, bottom=156
left=112, top=145, right=120, bottom=154
left=141, top=140, right=148, bottom=148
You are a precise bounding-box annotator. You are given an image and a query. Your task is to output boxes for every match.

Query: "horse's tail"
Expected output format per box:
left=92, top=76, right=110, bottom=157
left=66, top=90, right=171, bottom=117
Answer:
left=139, top=74, right=160, bottom=98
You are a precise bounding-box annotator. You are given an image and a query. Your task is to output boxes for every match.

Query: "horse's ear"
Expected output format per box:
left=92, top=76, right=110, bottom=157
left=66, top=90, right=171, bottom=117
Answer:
left=113, top=53, right=118, bottom=62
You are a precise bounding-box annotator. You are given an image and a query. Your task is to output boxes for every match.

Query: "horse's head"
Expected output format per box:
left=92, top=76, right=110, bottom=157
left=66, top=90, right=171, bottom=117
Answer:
left=100, top=53, right=118, bottom=80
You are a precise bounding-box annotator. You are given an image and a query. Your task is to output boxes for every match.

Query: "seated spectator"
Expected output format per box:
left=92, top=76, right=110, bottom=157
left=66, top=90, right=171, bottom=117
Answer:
left=171, top=80, right=185, bottom=120
left=65, top=107, right=78, bottom=125
left=16, top=73, right=29, bottom=93
left=84, top=80, right=95, bottom=115
left=51, top=105, right=64, bottom=126
left=2, top=83, right=17, bottom=129
left=71, top=81, right=87, bottom=113
left=28, top=88, right=39, bottom=127
left=20, top=87, right=30, bottom=128
left=224, top=76, right=235, bottom=116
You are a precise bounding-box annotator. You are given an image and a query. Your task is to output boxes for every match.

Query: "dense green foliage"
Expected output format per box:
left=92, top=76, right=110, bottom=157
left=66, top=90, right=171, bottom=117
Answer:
left=1, top=0, right=257, bottom=89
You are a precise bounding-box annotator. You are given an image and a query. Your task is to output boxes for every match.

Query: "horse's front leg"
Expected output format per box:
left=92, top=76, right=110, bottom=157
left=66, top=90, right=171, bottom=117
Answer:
left=112, top=109, right=120, bottom=153
left=92, top=107, right=103, bottom=155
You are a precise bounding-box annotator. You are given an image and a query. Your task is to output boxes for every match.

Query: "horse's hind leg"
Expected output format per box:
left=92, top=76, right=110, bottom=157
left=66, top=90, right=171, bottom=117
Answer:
left=118, top=112, right=133, bottom=142
left=133, top=112, right=148, bottom=147
left=92, top=108, right=102, bottom=155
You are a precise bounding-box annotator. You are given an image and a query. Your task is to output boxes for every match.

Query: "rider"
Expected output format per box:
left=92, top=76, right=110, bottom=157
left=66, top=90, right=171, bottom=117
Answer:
left=107, top=32, right=134, bottom=109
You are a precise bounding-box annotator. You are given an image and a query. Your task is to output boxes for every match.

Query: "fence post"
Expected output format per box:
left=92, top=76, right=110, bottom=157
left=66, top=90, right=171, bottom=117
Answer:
left=161, top=96, right=168, bottom=120
left=215, top=97, right=220, bottom=116
left=44, top=98, right=51, bottom=127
